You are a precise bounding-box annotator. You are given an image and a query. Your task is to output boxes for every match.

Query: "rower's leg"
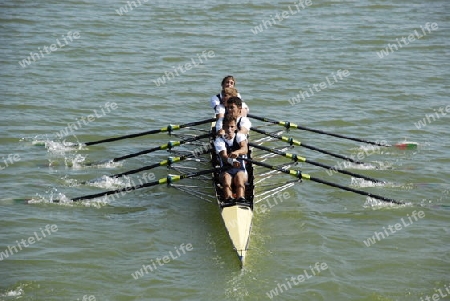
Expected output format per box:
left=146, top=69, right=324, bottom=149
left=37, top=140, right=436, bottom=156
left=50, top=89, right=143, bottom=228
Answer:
left=233, top=171, right=248, bottom=199
left=220, top=172, right=233, bottom=199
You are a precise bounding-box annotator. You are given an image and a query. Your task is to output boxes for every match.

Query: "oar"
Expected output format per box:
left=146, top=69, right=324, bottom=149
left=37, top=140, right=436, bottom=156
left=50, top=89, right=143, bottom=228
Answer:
left=54, top=168, right=217, bottom=203
left=245, top=158, right=404, bottom=205
left=248, top=142, right=385, bottom=184
left=81, top=118, right=215, bottom=146
left=84, top=148, right=212, bottom=184
left=251, top=127, right=367, bottom=165
left=88, top=133, right=211, bottom=165
left=248, top=114, right=417, bottom=149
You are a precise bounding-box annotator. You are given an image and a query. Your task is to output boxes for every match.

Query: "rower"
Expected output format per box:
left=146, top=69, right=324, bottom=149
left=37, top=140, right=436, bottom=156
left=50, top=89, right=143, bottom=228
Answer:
left=210, top=75, right=249, bottom=117
left=214, top=87, right=238, bottom=119
left=216, top=96, right=251, bottom=136
left=214, top=115, right=249, bottom=205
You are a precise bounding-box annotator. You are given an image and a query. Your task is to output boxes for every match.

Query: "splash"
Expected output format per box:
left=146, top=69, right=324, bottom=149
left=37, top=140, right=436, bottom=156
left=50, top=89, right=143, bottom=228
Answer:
left=224, top=268, right=250, bottom=301
left=372, top=160, right=394, bottom=170
left=27, top=188, right=108, bottom=208
left=363, top=197, right=411, bottom=208
left=62, top=175, right=81, bottom=187
left=1, top=287, right=24, bottom=298
left=344, top=162, right=379, bottom=170
left=92, top=160, right=123, bottom=169
left=351, top=177, right=387, bottom=188
left=356, top=144, right=387, bottom=155
left=45, top=139, right=84, bottom=154
left=65, top=154, right=87, bottom=169
left=86, top=175, right=132, bottom=189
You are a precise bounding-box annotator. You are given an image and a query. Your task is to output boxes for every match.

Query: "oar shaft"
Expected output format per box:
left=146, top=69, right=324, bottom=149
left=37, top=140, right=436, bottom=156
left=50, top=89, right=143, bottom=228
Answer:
left=112, top=145, right=163, bottom=162
left=110, top=133, right=211, bottom=163
left=107, top=148, right=212, bottom=179
left=59, top=168, right=216, bottom=203
left=251, top=127, right=365, bottom=165
left=249, top=142, right=384, bottom=184
left=84, top=118, right=215, bottom=146
left=308, top=175, right=402, bottom=204
left=246, top=158, right=403, bottom=205
left=248, top=114, right=390, bottom=147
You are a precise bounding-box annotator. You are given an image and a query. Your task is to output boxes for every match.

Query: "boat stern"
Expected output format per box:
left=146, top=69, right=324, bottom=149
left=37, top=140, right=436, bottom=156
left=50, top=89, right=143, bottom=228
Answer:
left=221, top=204, right=253, bottom=265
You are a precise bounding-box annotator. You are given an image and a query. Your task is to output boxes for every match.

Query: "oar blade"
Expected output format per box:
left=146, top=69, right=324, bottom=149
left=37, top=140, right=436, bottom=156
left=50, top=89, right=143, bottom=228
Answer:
left=394, top=142, right=418, bottom=150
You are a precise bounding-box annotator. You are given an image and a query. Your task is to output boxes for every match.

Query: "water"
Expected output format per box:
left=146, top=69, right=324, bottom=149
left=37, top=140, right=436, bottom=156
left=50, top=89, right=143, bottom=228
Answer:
left=1, top=0, right=449, bottom=300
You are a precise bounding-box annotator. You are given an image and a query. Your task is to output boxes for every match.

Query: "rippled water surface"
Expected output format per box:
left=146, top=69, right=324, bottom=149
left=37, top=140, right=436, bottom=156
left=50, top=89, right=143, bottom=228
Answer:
left=1, top=1, right=449, bottom=300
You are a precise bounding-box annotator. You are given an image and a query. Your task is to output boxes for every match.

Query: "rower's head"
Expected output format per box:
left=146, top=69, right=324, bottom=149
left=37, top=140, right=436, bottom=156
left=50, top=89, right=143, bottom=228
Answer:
left=221, top=87, right=238, bottom=106
left=221, top=75, right=236, bottom=89
left=222, top=114, right=237, bottom=137
left=226, top=96, right=242, bottom=118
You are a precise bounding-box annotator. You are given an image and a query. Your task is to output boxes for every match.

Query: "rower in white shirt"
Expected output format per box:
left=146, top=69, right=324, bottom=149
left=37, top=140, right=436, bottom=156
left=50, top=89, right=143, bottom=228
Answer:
left=214, top=87, right=238, bottom=119
left=210, top=75, right=249, bottom=117
left=216, top=96, right=251, bottom=136
left=214, top=114, right=249, bottom=205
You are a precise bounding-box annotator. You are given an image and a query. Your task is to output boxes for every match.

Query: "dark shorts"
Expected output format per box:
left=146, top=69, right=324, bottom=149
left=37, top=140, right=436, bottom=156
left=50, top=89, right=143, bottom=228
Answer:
left=223, top=167, right=247, bottom=177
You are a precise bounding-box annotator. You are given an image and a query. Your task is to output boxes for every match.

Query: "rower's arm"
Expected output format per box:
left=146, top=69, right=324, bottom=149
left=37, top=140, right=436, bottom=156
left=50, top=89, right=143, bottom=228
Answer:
left=237, top=139, right=248, bottom=156
left=238, top=127, right=249, bottom=135
left=215, top=116, right=224, bottom=133
left=218, top=149, right=228, bottom=161
left=237, top=117, right=251, bottom=135
left=229, top=139, right=248, bottom=158
left=214, top=138, right=228, bottom=161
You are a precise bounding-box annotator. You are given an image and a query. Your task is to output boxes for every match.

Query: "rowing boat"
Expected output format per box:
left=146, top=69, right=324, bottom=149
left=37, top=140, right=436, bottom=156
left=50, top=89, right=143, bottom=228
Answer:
left=209, top=124, right=254, bottom=266
left=48, top=115, right=408, bottom=267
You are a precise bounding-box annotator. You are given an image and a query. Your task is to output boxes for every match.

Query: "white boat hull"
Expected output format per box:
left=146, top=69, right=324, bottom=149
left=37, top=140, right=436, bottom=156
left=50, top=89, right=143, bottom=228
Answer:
left=220, top=204, right=253, bottom=264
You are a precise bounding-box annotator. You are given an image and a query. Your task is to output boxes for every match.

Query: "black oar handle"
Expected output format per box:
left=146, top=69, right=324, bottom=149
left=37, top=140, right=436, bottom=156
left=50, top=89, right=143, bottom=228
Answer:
left=83, top=118, right=215, bottom=146
left=248, top=114, right=391, bottom=147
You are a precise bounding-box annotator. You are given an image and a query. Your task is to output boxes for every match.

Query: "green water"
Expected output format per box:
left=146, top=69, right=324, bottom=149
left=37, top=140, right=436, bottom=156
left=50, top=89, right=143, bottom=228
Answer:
left=1, top=1, right=449, bottom=300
